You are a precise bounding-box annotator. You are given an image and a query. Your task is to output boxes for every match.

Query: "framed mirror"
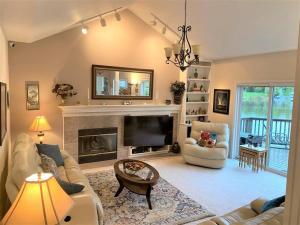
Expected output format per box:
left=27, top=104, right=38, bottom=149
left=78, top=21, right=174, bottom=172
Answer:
left=92, top=65, right=154, bottom=100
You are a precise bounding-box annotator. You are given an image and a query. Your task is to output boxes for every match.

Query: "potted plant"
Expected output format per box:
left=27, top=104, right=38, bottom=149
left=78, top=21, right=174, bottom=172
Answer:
left=170, top=81, right=186, bottom=104
left=52, top=83, right=77, bottom=104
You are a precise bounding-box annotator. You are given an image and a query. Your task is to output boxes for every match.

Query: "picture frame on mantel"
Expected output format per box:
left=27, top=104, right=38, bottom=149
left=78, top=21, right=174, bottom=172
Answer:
left=0, top=82, right=7, bottom=145
left=213, top=89, right=230, bottom=115
left=26, top=81, right=40, bottom=110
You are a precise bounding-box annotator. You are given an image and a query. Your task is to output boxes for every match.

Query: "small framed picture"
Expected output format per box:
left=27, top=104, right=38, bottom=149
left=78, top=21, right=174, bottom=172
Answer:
left=213, top=89, right=230, bottom=115
left=26, top=81, right=40, bottom=110
left=0, top=82, right=7, bottom=145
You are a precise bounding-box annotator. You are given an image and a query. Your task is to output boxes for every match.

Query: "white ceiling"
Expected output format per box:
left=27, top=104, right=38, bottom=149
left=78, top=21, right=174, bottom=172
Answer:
left=0, top=0, right=300, bottom=59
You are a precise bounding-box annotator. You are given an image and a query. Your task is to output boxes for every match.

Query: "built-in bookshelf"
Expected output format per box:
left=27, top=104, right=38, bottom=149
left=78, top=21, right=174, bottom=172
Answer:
left=185, top=63, right=211, bottom=127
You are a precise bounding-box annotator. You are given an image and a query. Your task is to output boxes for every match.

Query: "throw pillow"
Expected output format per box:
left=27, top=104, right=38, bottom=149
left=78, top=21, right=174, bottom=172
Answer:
left=36, top=144, right=64, bottom=166
left=40, top=154, right=85, bottom=195
left=57, top=179, right=85, bottom=195
left=261, top=195, right=285, bottom=213
left=198, top=131, right=216, bottom=148
left=40, top=154, right=59, bottom=177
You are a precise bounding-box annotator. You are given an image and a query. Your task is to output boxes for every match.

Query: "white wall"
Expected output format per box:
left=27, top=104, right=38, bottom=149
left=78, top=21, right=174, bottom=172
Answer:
left=209, top=50, right=297, bottom=156
left=0, top=26, right=11, bottom=219
left=9, top=10, right=179, bottom=146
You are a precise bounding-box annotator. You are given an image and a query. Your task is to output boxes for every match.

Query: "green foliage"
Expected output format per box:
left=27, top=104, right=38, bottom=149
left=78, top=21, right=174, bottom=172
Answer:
left=170, top=81, right=186, bottom=96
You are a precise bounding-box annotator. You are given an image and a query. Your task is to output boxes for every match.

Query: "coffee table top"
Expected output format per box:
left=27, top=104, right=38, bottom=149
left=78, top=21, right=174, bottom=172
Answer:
left=114, top=159, right=160, bottom=185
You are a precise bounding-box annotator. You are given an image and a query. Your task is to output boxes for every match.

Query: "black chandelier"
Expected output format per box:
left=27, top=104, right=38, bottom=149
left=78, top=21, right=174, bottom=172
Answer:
left=164, top=0, right=200, bottom=72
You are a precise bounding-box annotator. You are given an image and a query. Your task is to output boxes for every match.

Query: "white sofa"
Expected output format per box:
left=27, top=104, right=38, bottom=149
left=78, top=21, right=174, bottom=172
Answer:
left=198, top=198, right=284, bottom=225
left=5, top=133, right=104, bottom=225
left=183, top=121, right=230, bottom=169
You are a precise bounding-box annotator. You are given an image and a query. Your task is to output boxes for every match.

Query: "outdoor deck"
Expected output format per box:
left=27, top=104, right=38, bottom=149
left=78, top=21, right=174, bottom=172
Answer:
left=240, top=117, right=291, bottom=173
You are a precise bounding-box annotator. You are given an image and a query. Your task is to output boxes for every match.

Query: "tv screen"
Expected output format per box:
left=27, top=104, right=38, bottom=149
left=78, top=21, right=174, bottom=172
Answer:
left=124, top=115, right=173, bottom=147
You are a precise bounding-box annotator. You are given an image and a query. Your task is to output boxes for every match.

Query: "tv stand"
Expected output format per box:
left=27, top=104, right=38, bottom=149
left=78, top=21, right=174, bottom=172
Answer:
left=128, top=146, right=169, bottom=158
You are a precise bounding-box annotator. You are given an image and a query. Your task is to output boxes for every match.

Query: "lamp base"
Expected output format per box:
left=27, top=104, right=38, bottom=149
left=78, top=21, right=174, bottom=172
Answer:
left=37, top=132, right=45, bottom=144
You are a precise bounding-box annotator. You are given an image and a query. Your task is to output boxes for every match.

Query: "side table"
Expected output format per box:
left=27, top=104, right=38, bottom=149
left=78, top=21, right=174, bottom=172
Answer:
left=239, top=144, right=268, bottom=173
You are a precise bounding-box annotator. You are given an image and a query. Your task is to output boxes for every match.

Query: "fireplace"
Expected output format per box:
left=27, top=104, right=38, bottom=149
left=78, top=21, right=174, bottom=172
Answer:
left=78, top=127, right=117, bottom=164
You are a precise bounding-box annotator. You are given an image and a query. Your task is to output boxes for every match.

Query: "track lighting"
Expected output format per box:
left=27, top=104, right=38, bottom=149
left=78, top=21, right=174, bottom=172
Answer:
left=162, top=25, right=167, bottom=35
left=100, top=16, right=106, bottom=27
left=81, top=24, right=88, bottom=34
left=150, top=19, right=157, bottom=26
left=115, top=10, right=121, bottom=21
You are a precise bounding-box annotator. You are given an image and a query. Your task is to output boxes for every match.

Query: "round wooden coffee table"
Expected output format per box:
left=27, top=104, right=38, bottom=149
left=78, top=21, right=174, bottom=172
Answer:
left=114, top=159, right=160, bottom=209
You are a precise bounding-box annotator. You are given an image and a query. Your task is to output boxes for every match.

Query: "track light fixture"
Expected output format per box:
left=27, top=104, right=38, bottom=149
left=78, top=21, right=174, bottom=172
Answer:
left=100, top=16, right=106, bottom=27
left=115, top=10, right=121, bottom=21
left=75, top=7, right=123, bottom=34
left=150, top=19, right=157, bottom=26
left=81, top=24, right=88, bottom=34
left=162, top=25, right=167, bottom=35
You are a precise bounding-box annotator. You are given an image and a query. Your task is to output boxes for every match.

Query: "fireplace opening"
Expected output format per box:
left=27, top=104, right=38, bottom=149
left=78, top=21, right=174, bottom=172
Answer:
left=78, top=127, right=117, bottom=164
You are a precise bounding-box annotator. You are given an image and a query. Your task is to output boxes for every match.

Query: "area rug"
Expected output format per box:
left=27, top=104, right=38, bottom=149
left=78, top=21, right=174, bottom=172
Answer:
left=86, top=169, right=214, bottom=225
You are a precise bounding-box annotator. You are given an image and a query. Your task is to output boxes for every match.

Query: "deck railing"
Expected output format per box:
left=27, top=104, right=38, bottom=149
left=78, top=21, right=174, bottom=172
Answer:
left=240, top=117, right=292, bottom=149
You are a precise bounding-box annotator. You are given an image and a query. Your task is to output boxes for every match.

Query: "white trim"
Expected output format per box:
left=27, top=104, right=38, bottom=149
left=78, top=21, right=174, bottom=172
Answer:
left=284, top=25, right=300, bottom=225
left=237, top=80, right=294, bottom=87
left=59, top=104, right=181, bottom=117
left=232, top=86, right=242, bottom=158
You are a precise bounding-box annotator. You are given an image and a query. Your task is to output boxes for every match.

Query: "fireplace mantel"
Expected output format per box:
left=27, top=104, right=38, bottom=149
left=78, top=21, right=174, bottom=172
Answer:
left=59, top=104, right=181, bottom=117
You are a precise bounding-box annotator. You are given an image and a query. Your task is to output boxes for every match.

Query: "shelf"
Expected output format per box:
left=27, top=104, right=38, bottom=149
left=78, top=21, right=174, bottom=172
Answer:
left=186, top=114, right=208, bottom=117
left=187, top=79, right=210, bottom=81
left=187, top=92, right=209, bottom=95
left=186, top=102, right=209, bottom=104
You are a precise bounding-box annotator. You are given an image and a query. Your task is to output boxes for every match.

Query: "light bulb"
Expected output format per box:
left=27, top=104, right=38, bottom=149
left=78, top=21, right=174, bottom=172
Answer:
left=100, top=16, right=106, bottom=27
left=81, top=26, right=88, bottom=35
left=115, top=10, right=121, bottom=21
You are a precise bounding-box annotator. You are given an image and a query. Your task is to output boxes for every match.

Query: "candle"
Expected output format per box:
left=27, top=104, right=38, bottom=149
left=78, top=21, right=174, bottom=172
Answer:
left=87, top=88, right=90, bottom=104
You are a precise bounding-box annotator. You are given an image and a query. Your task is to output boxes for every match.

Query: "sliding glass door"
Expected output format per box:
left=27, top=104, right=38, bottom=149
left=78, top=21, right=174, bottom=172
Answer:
left=269, top=87, right=294, bottom=172
left=237, top=84, right=294, bottom=174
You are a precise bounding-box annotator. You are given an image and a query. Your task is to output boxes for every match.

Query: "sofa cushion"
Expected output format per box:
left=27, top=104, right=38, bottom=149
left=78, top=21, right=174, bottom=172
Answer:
left=36, top=144, right=64, bottom=166
left=57, top=166, right=69, bottom=182
left=232, top=207, right=284, bottom=225
left=57, top=179, right=85, bottom=195
left=216, top=206, right=257, bottom=224
left=11, top=133, right=43, bottom=189
left=191, top=122, right=229, bottom=146
left=250, top=198, right=268, bottom=214
left=184, top=144, right=227, bottom=160
left=40, top=154, right=59, bottom=177
left=261, top=195, right=285, bottom=213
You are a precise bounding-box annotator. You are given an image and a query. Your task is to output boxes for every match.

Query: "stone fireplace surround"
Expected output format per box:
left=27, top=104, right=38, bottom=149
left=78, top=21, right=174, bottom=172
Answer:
left=59, top=104, right=181, bottom=162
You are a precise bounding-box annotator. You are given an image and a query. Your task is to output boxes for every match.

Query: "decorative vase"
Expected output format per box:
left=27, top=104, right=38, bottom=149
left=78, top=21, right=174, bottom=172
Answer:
left=194, top=69, right=198, bottom=78
left=173, top=94, right=183, bottom=104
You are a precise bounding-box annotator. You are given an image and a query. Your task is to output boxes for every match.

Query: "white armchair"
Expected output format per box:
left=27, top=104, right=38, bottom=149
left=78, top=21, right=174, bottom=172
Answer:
left=183, top=121, right=230, bottom=169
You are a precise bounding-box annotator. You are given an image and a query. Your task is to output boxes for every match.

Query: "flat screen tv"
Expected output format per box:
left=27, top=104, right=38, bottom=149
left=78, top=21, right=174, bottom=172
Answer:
left=124, top=115, right=173, bottom=147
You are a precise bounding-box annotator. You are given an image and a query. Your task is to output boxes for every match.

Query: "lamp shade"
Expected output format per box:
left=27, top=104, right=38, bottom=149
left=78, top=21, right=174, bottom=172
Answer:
left=1, top=173, right=74, bottom=225
left=29, top=116, right=51, bottom=132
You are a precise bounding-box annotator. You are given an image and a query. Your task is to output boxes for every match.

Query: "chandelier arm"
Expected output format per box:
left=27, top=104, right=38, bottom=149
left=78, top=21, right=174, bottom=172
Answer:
left=166, top=58, right=180, bottom=67
left=185, top=26, right=192, bottom=55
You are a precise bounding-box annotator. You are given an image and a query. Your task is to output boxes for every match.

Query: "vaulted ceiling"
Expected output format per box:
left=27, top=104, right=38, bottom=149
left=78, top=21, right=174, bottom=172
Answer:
left=0, top=0, right=299, bottom=59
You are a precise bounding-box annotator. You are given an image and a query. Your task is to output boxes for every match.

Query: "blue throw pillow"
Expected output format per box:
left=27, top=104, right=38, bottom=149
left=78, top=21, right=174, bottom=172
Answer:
left=36, top=144, right=64, bottom=167
left=57, top=178, right=85, bottom=195
left=211, top=132, right=217, bottom=141
left=261, top=195, right=285, bottom=213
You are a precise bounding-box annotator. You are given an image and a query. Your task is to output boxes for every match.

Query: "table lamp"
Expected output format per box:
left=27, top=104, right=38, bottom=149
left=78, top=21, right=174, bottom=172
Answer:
left=29, top=116, right=52, bottom=144
left=1, top=173, right=74, bottom=225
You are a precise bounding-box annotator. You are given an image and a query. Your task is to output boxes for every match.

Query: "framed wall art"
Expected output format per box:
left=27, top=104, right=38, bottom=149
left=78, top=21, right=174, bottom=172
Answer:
left=213, top=89, right=230, bottom=115
left=0, top=82, right=7, bottom=145
left=26, top=81, right=40, bottom=110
